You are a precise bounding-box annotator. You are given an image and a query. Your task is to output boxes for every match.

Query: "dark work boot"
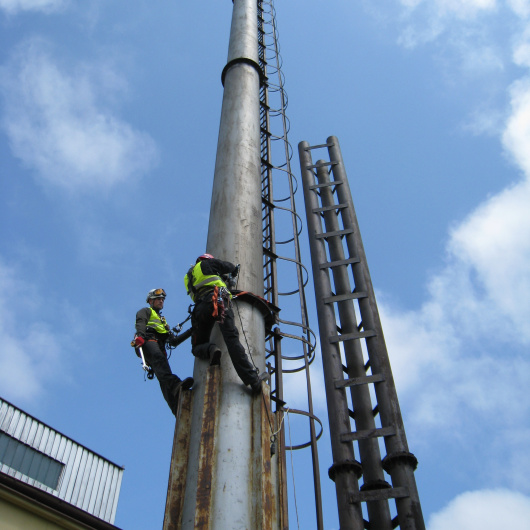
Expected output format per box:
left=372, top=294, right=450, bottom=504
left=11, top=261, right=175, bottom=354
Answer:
left=209, top=343, right=222, bottom=366
left=170, top=377, right=194, bottom=415
left=251, top=372, right=270, bottom=394
left=172, top=377, right=194, bottom=399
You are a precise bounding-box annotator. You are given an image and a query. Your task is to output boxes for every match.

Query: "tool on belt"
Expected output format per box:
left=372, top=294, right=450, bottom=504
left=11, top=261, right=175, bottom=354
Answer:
left=211, top=286, right=231, bottom=323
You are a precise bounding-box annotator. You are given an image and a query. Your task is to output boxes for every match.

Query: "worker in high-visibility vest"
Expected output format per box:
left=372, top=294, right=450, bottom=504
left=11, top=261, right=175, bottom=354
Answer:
left=134, top=288, right=193, bottom=414
left=184, top=254, right=268, bottom=393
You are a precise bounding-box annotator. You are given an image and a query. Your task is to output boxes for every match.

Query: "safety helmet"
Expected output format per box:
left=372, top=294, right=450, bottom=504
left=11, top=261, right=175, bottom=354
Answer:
left=146, top=288, right=166, bottom=303
left=196, top=253, right=214, bottom=263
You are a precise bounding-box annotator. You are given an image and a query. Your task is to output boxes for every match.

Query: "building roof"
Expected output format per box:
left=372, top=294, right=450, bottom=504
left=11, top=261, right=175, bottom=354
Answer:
left=0, top=397, right=123, bottom=524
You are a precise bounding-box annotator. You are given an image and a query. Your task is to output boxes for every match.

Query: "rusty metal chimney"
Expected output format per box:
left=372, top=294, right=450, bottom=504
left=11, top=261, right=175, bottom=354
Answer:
left=163, top=1, right=280, bottom=528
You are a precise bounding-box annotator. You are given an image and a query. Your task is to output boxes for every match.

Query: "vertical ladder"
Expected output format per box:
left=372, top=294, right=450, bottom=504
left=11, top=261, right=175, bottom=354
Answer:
left=258, top=1, right=324, bottom=528
left=299, top=136, right=425, bottom=530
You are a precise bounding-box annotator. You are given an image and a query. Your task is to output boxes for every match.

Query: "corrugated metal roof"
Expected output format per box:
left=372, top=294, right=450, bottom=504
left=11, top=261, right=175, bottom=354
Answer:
left=0, top=396, right=124, bottom=524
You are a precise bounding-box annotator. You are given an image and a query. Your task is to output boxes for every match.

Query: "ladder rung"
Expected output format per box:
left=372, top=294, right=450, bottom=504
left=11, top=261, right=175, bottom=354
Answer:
left=303, top=142, right=333, bottom=150
left=312, top=203, right=348, bottom=213
left=315, top=228, right=353, bottom=239
left=335, top=374, right=384, bottom=389
left=329, top=330, right=376, bottom=343
left=308, top=180, right=343, bottom=190
left=324, top=292, right=368, bottom=304
left=305, top=160, right=334, bottom=170
left=340, top=426, right=395, bottom=442
left=350, top=486, right=409, bottom=504
left=320, top=257, right=360, bottom=269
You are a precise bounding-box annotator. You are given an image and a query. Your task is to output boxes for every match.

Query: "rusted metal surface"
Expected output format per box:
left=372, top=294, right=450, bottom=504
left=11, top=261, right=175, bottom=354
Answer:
left=273, top=334, right=289, bottom=530
left=277, top=410, right=289, bottom=530
left=163, top=390, right=193, bottom=530
left=194, top=365, right=220, bottom=529
left=259, top=384, right=275, bottom=529
left=164, top=0, right=284, bottom=526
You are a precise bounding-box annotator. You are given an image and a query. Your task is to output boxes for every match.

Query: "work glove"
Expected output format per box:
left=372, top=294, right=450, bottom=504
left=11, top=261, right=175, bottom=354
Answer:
left=168, top=332, right=179, bottom=347
left=134, top=336, right=145, bottom=348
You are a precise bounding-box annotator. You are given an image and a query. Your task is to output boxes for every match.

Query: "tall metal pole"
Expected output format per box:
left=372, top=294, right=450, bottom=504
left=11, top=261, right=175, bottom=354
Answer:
left=164, top=1, right=280, bottom=529
left=205, top=0, right=270, bottom=525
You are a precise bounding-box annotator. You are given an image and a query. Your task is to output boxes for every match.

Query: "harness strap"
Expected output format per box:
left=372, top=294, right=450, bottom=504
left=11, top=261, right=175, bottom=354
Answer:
left=212, top=286, right=220, bottom=318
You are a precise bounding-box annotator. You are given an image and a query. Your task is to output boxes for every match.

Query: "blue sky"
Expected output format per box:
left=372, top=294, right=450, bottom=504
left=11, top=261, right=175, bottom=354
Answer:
left=2, top=0, right=530, bottom=528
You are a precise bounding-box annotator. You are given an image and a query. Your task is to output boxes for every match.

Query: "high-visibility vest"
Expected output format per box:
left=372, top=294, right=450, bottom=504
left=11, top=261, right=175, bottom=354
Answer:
left=184, top=262, right=226, bottom=302
left=147, top=308, right=168, bottom=335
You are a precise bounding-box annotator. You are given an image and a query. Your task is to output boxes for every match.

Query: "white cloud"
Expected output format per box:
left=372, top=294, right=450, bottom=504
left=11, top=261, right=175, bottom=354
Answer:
left=503, top=77, right=530, bottom=174
left=508, top=0, right=530, bottom=18
left=373, top=59, right=530, bottom=492
left=399, top=0, right=497, bottom=19
left=428, top=490, right=530, bottom=529
left=449, top=181, right=530, bottom=337
left=395, top=0, right=513, bottom=85
left=0, top=0, right=68, bottom=15
left=439, top=0, right=497, bottom=18
left=0, top=39, right=159, bottom=192
left=0, top=258, right=63, bottom=404
left=381, top=178, right=530, bottom=435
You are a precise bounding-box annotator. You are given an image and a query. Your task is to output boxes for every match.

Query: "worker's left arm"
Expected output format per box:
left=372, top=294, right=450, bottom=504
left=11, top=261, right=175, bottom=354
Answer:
left=206, top=258, right=238, bottom=276
left=168, top=327, right=192, bottom=347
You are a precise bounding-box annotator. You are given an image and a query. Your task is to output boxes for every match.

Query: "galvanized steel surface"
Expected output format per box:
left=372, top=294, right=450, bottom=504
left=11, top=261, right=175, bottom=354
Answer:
left=0, top=396, right=123, bottom=524
left=170, top=0, right=279, bottom=528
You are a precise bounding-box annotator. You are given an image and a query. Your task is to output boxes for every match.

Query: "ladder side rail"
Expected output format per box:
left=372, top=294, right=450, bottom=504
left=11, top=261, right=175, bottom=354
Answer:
left=299, top=141, right=364, bottom=530
left=315, top=162, right=393, bottom=530
left=327, top=136, right=425, bottom=530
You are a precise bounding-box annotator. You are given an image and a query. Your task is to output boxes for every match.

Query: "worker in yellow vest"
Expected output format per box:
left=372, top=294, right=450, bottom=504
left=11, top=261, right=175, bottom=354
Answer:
left=134, top=288, right=193, bottom=414
left=184, top=254, right=268, bottom=393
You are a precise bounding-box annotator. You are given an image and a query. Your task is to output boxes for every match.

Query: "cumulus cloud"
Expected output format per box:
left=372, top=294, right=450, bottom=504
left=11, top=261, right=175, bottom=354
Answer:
left=503, top=77, right=530, bottom=174
left=0, top=39, right=159, bottom=192
left=0, top=0, right=68, bottom=15
left=429, top=490, right=530, bottom=529
left=381, top=181, right=530, bottom=438
left=397, top=0, right=500, bottom=48
left=507, top=0, right=530, bottom=18
left=372, top=46, right=530, bottom=493
left=0, top=258, right=63, bottom=404
left=399, top=0, right=497, bottom=22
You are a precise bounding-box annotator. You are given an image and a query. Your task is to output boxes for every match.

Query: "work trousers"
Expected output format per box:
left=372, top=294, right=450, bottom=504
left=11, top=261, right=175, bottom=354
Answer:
left=191, top=299, right=257, bottom=386
left=142, top=340, right=182, bottom=412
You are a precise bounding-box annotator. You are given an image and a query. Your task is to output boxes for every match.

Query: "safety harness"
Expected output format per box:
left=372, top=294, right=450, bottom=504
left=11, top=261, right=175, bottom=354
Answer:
left=130, top=308, right=193, bottom=380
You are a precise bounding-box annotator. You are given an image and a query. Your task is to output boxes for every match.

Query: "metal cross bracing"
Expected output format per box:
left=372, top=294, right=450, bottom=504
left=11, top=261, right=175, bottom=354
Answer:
left=257, top=1, right=324, bottom=528
left=298, top=136, right=425, bottom=530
